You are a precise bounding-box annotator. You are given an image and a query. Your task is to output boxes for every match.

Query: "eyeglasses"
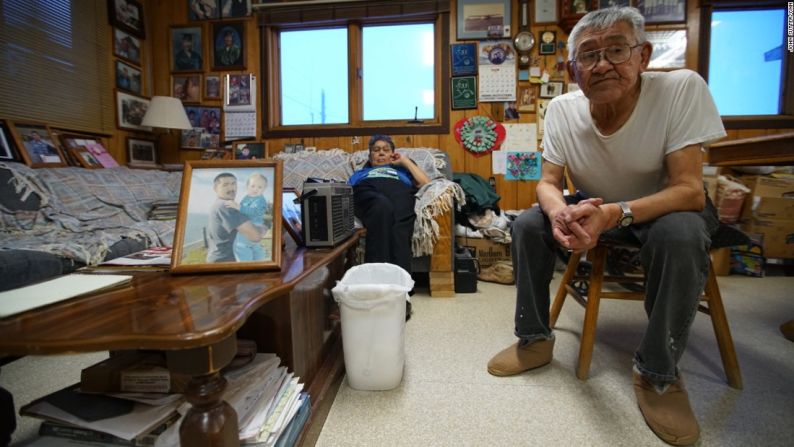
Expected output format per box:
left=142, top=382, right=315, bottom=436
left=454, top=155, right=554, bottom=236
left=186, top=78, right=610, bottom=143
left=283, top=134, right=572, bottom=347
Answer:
left=572, top=43, right=642, bottom=71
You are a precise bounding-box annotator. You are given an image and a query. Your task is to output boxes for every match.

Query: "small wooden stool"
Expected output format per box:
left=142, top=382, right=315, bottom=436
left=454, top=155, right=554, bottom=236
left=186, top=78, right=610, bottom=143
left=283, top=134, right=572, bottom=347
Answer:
left=550, top=225, right=746, bottom=390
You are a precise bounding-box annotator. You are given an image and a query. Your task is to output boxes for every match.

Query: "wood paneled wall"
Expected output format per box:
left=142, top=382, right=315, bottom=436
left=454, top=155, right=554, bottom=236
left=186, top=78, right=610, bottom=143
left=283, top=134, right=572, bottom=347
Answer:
left=128, top=0, right=792, bottom=211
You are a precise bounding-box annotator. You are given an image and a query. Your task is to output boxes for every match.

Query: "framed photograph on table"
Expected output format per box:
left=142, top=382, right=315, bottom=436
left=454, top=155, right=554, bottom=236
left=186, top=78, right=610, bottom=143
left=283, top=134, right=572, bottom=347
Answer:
left=282, top=188, right=303, bottom=246
left=0, top=120, right=19, bottom=161
left=171, top=26, right=204, bottom=72
left=107, top=0, right=145, bottom=38
left=6, top=121, right=67, bottom=168
left=456, top=0, right=511, bottom=40
left=171, top=160, right=283, bottom=274
left=70, top=147, right=103, bottom=169
left=116, top=91, right=152, bottom=132
left=636, top=0, right=686, bottom=24
left=113, top=28, right=142, bottom=66
left=212, top=22, right=245, bottom=70
left=127, top=137, right=158, bottom=167
left=539, top=81, right=564, bottom=98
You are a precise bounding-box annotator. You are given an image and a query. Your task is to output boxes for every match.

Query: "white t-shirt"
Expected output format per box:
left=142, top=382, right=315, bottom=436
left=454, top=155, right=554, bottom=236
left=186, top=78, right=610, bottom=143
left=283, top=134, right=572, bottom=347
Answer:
left=541, top=69, right=726, bottom=203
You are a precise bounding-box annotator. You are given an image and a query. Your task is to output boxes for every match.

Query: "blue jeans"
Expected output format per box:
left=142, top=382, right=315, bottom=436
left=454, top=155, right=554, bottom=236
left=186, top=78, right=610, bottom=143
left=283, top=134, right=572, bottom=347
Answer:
left=510, top=196, right=719, bottom=385
left=233, top=234, right=267, bottom=261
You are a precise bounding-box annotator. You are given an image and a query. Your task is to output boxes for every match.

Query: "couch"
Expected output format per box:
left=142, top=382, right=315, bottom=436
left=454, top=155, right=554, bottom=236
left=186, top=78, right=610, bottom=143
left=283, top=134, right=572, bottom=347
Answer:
left=273, top=148, right=464, bottom=297
left=0, top=162, right=180, bottom=291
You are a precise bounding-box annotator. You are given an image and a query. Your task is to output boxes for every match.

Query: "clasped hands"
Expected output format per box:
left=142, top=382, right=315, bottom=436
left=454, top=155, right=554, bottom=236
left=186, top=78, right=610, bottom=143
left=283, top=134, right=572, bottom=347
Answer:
left=550, top=198, right=610, bottom=251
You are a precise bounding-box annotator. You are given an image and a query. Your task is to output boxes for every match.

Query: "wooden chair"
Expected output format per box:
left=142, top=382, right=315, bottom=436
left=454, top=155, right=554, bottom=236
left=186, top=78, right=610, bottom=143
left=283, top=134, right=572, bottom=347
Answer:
left=549, top=224, right=746, bottom=390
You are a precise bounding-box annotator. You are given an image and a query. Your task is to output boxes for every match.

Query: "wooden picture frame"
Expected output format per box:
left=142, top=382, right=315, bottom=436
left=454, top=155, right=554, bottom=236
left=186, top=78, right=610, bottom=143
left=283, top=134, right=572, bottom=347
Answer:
left=116, top=91, right=152, bottom=131
left=188, top=0, right=220, bottom=20
left=636, top=0, right=686, bottom=24
left=115, top=60, right=142, bottom=95
left=113, top=28, right=142, bottom=66
left=182, top=106, right=222, bottom=149
left=221, top=0, right=252, bottom=18
left=0, top=120, right=19, bottom=161
left=282, top=188, right=303, bottom=246
left=205, top=74, right=221, bottom=100
left=58, top=133, right=117, bottom=168
left=234, top=142, right=266, bottom=160
left=108, top=0, right=145, bottom=38
left=171, top=160, right=283, bottom=273
left=456, top=0, right=511, bottom=40
left=212, top=22, right=246, bottom=70
left=533, top=0, right=558, bottom=24
left=6, top=121, right=67, bottom=168
left=127, top=137, right=158, bottom=166
left=598, top=0, right=630, bottom=8
left=647, top=29, right=687, bottom=70
left=539, top=81, right=564, bottom=98
left=172, top=74, right=203, bottom=103
left=171, top=26, right=204, bottom=72
left=70, top=147, right=103, bottom=169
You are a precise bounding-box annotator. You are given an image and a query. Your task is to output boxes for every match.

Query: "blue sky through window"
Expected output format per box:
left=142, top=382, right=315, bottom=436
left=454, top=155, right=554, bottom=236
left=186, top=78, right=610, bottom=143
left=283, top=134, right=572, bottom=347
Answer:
left=708, top=9, right=785, bottom=115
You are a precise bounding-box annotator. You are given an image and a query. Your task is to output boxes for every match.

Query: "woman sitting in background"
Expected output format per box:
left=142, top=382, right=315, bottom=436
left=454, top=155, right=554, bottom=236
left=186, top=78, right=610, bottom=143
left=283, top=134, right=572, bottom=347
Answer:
left=348, top=135, right=430, bottom=275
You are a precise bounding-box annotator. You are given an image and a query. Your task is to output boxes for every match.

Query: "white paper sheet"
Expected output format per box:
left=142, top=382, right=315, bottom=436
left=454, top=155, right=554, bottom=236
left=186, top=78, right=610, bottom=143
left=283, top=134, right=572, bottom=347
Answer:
left=492, top=150, right=506, bottom=174
left=0, top=274, right=132, bottom=318
left=502, top=123, right=537, bottom=151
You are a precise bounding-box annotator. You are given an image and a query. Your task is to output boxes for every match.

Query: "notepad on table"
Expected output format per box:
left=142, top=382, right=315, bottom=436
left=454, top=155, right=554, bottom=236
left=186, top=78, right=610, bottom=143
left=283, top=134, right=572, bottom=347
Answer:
left=0, top=274, right=132, bottom=318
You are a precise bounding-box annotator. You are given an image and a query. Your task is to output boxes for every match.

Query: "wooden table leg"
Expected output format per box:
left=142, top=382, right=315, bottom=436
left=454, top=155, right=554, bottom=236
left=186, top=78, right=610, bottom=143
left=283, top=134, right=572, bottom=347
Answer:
left=166, top=335, right=239, bottom=447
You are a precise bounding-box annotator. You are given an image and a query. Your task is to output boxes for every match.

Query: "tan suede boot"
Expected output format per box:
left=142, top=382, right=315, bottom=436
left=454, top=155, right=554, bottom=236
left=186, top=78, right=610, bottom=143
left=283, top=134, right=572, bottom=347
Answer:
left=633, top=371, right=700, bottom=446
left=487, top=338, right=554, bottom=376
left=478, top=261, right=515, bottom=285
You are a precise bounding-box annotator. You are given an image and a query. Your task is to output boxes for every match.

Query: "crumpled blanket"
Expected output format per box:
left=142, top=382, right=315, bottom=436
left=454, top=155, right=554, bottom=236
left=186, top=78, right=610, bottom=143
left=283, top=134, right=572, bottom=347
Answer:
left=412, top=178, right=466, bottom=257
left=1, top=162, right=180, bottom=265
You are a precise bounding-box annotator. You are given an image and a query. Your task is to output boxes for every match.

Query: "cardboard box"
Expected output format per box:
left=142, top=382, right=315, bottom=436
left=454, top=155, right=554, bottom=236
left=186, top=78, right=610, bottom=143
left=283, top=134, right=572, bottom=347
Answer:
left=741, top=218, right=794, bottom=259
left=456, top=236, right=511, bottom=267
left=739, top=175, right=794, bottom=220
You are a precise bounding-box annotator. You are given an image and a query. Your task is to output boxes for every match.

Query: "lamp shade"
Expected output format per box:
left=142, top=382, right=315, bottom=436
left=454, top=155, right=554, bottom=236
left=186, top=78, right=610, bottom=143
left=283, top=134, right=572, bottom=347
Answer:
left=141, top=96, right=192, bottom=130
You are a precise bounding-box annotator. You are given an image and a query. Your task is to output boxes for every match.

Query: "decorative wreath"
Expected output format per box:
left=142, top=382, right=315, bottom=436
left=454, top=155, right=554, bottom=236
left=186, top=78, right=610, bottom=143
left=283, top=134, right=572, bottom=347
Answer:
left=454, top=116, right=506, bottom=157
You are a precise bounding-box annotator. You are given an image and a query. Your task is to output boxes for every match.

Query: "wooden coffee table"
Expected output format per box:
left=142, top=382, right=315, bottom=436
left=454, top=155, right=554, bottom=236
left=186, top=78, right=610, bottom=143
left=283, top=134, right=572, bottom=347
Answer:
left=0, top=232, right=361, bottom=446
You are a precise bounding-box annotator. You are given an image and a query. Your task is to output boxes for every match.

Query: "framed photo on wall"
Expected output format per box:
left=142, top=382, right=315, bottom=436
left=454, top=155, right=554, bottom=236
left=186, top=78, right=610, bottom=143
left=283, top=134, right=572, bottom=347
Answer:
left=636, top=0, right=686, bottom=24
left=221, top=0, right=252, bottom=18
left=115, top=60, right=142, bottom=95
left=113, top=28, right=142, bottom=66
left=533, top=0, right=557, bottom=24
left=205, top=74, right=221, bottom=99
left=116, top=91, right=152, bottom=131
left=170, top=160, right=283, bottom=273
left=171, top=26, right=204, bottom=72
left=172, top=74, right=203, bottom=103
left=188, top=0, right=220, bottom=20
left=183, top=106, right=221, bottom=149
left=456, top=0, right=511, bottom=40
left=598, top=0, right=630, bottom=8
left=212, top=22, right=246, bottom=70
left=539, top=81, right=564, bottom=98
left=647, top=29, right=687, bottom=69
left=107, top=0, right=145, bottom=38
left=127, top=137, right=158, bottom=166
left=6, top=121, right=67, bottom=168
left=234, top=142, right=266, bottom=160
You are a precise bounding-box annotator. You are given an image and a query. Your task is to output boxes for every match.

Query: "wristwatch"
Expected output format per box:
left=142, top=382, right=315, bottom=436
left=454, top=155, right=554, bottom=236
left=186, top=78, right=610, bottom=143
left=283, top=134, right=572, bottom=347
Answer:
left=617, top=201, right=634, bottom=227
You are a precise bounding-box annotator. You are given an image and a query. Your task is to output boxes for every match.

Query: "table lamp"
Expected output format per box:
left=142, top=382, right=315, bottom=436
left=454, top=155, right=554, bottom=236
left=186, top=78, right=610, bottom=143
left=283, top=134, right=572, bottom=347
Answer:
left=141, top=96, right=192, bottom=130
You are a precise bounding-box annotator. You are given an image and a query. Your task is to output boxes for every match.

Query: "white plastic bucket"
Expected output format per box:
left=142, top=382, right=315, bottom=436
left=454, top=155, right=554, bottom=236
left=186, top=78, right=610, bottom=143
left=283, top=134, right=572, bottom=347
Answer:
left=331, top=263, right=414, bottom=391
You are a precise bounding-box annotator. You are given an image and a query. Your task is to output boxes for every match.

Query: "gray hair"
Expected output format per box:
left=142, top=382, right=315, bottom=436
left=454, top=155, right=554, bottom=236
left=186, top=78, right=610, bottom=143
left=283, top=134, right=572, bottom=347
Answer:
left=568, top=7, right=647, bottom=61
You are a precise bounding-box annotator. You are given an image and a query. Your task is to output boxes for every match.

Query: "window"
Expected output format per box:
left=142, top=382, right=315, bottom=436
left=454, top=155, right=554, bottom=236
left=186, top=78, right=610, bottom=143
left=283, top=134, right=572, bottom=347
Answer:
left=700, top=1, right=793, bottom=128
left=259, top=0, right=450, bottom=137
left=0, top=0, right=112, bottom=133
